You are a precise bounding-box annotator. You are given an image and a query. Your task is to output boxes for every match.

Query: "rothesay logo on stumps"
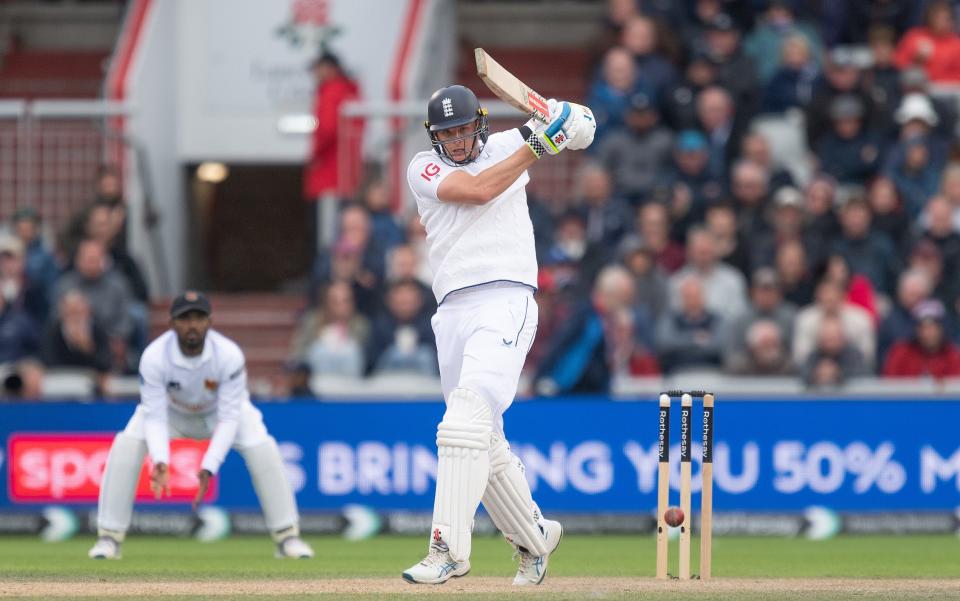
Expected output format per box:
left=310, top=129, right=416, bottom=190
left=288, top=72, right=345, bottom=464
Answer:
left=442, top=98, right=454, bottom=117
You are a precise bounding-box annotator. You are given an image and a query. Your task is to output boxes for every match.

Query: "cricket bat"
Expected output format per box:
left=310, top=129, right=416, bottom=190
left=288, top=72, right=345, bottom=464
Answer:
left=475, top=47, right=550, bottom=123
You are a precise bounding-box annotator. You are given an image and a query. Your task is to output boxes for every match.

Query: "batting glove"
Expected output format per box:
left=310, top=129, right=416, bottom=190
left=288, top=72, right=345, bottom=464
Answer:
left=526, top=99, right=572, bottom=158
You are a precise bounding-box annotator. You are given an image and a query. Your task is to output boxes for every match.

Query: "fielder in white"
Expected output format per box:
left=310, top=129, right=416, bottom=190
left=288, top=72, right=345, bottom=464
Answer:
left=402, top=85, right=595, bottom=585
left=88, top=291, right=313, bottom=560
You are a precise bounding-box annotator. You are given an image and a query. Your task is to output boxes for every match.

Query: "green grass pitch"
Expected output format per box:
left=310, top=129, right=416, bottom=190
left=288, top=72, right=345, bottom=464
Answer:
left=0, top=534, right=958, bottom=600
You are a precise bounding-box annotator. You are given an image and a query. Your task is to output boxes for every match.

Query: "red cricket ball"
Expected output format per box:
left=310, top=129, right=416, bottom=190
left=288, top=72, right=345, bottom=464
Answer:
left=664, top=506, right=684, bottom=527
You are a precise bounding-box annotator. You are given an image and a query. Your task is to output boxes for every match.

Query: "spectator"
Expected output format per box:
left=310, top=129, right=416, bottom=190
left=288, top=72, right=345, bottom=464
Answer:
left=818, top=251, right=879, bottom=324
left=937, top=164, right=960, bottom=231
left=597, top=92, right=674, bottom=203
left=304, top=51, right=362, bottom=250
left=0, top=290, right=42, bottom=399
left=365, top=279, right=436, bottom=377
left=878, top=269, right=934, bottom=363
left=291, top=280, right=369, bottom=380
left=893, top=0, right=960, bottom=83
left=609, top=305, right=661, bottom=378
left=60, top=165, right=127, bottom=261
left=885, top=134, right=943, bottom=220
left=899, top=66, right=958, bottom=139
left=704, top=202, right=750, bottom=276
left=588, top=46, right=651, bottom=146
left=53, top=239, right=133, bottom=372
left=744, top=0, right=823, bottom=84
left=701, top=14, right=759, bottom=120
left=801, top=314, right=870, bottom=388
left=656, top=273, right=725, bottom=372
left=535, top=265, right=655, bottom=394
left=667, top=226, right=748, bottom=324
left=729, top=159, right=772, bottom=239
left=863, top=25, right=902, bottom=136
left=0, top=234, right=49, bottom=327
left=908, top=239, right=957, bottom=312
left=620, top=15, right=677, bottom=95
left=830, top=194, right=899, bottom=295
left=867, top=176, right=911, bottom=253
left=311, top=204, right=384, bottom=315
left=660, top=130, right=724, bottom=230
left=915, top=195, right=960, bottom=283
left=740, top=132, right=795, bottom=193
left=793, top=279, right=875, bottom=369
left=883, top=299, right=960, bottom=378
left=726, top=267, right=797, bottom=366
left=634, top=202, right=684, bottom=273
left=805, top=47, right=876, bottom=148
left=887, top=92, right=949, bottom=170
left=726, top=319, right=796, bottom=376
left=751, top=186, right=807, bottom=273
left=814, top=95, right=883, bottom=185
left=776, top=238, right=815, bottom=307
left=660, top=48, right=719, bottom=130
left=696, top=85, right=741, bottom=181
left=385, top=244, right=434, bottom=312
left=11, top=207, right=60, bottom=298
left=361, top=179, right=405, bottom=252
left=803, top=174, right=842, bottom=260
left=575, top=163, right=633, bottom=246
left=620, top=239, right=668, bottom=319
left=762, top=33, right=819, bottom=113
left=42, top=290, right=112, bottom=392
left=544, top=211, right=610, bottom=293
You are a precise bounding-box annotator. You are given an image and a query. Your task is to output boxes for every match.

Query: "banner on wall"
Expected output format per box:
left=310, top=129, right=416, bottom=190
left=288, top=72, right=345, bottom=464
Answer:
left=1, top=400, right=959, bottom=513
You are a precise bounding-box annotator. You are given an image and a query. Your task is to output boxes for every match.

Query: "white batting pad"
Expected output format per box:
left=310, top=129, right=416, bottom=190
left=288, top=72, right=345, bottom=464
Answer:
left=432, top=387, right=492, bottom=561
left=240, top=438, right=300, bottom=541
left=96, top=432, right=147, bottom=539
left=481, top=435, right=549, bottom=556
left=565, top=103, right=597, bottom=151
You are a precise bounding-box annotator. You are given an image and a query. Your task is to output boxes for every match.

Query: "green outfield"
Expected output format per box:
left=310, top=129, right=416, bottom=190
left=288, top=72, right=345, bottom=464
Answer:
left=0, top=534, right=958, bottom=600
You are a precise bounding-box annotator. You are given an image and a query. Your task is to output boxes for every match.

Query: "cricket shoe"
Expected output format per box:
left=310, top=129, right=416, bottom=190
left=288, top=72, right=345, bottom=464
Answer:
left=275, top=536, right=314, bottom=559
left=512, top=519, right=563, bottom=586
left=88, top=536, right=122, bottom=560
left=402, top=540, right=471, bottom=584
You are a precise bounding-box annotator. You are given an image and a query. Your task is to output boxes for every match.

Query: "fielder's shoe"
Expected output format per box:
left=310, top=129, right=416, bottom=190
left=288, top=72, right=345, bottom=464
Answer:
left=402, top=540, right=471, bottom=584
left=275, top=536, right=315, bottom=559
left=512, top=519, right=563, bottom=586
left=88, top=536, right=122, bottom=560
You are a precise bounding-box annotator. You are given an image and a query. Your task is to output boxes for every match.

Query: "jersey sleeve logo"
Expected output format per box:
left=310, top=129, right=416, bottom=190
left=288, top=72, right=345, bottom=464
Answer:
left=228, top=365, right=245, bottom=380
left=420, top=162, right=441, bottom=182
left=204, top=379, right=219, bottom=391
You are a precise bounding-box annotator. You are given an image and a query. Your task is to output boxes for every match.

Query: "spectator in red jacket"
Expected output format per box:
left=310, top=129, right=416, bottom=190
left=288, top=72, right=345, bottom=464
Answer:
left=304, top=51, right=362, bottom=250
left=883, top=299, right=960, bottom=379
left=893, top=0, right=960, bottom=83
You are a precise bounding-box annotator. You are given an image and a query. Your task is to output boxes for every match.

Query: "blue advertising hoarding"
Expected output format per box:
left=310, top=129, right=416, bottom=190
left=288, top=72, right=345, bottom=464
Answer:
left=1, top=398, right=958, bottom=512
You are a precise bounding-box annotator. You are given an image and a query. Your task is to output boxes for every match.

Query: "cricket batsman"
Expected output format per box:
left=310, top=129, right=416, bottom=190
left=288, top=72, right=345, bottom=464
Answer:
left=402, top=85, right=595, bottom=585
left=88, top=291, right=314, bottom=560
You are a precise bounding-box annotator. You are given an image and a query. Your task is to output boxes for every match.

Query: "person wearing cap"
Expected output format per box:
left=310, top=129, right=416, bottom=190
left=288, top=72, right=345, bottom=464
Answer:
left=804, top=46, right=875, bottom=148
left=303, top=49, right=362, bottom=251
left=11, top=207, right=60, bottom=297
left=814, top=94, right=883, bottom=185
left=702, top=13, right=759, bottom=119
left=898, top=66, right=957, bottom=138
left=88, top=291, right=314, bottom=561
left=883, top=92, right=950, bottom=176
left=596, top=90, right=673, bottom=203
left=744, top=0, right=823, bottom=85
left=894, top=0, right=960, bottom=83
left=659, top=130, right=723, bottom=231
left=883, top=299, right=960, bottom=378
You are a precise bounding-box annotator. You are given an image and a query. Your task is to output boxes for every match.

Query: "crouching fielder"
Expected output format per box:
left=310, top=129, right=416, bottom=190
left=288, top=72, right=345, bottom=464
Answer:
left=88, top=291, right=313, bottom=560
left=401, top=85, right=595, bottom=586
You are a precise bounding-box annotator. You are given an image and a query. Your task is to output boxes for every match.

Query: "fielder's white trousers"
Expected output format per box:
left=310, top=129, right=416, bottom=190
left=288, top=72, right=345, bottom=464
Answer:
left=433, top=283, right=538, bottom=436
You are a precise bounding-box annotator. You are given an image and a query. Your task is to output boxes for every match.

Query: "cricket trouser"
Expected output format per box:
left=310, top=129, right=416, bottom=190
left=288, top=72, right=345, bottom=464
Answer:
left=432, top=282, right=538, bottom=437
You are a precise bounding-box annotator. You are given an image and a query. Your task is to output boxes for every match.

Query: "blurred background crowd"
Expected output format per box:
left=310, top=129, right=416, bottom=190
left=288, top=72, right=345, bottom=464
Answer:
left=5, top=0, right=960, bottom=398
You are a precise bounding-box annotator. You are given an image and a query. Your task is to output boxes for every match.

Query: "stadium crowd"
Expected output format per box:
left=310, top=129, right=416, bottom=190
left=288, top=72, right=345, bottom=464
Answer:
left=295, top=0, right=960, bottom=395
left=5, top=0, right=960, bottom=398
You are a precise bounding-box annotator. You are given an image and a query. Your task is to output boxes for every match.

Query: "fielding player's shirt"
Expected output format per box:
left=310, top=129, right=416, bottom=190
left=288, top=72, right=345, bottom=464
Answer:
left=138, top=329, right=248, bottom=474
left=407, top=130, right=538, bottom=303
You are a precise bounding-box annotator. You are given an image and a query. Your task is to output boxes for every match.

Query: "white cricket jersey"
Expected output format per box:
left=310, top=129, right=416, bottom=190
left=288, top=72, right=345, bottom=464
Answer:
left=407, top=129, right=538, bottom=303
left=137, top=329, right=249, bottom=474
